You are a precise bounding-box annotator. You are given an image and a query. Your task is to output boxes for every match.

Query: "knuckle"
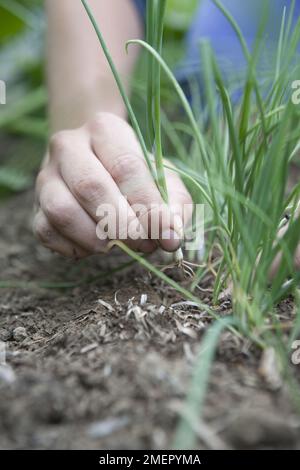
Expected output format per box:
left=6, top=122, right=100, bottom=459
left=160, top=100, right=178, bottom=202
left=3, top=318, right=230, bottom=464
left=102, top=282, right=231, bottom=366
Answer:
left=110, top=153, right=146, bottom=182
left=73, top=176, right=104, bottom=204
left=90, top=112, right=113, bottom=132
left=33, top=215, right=55, bottom=245
left=43, top=198, right=75, bottom=229
left=90, top=112, right=136, bottom=143
left=49, top=130, right=73, bottom=154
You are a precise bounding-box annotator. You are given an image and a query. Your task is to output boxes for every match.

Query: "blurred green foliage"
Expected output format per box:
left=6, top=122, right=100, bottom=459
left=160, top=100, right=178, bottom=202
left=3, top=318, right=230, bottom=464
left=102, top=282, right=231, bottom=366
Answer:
left=0, top=6, right=24, bottom=43
left=165, top=0, right=199, bottom=31
left=0, top=0, right=46, bottom=199
left=0, top=0, right=43, bottom=43
left=0, top=0, right=190, bottom=201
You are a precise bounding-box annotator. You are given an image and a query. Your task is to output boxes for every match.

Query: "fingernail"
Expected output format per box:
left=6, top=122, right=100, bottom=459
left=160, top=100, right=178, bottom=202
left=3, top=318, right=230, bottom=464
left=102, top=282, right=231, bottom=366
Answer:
left=159, top=229, right=182, bottom=252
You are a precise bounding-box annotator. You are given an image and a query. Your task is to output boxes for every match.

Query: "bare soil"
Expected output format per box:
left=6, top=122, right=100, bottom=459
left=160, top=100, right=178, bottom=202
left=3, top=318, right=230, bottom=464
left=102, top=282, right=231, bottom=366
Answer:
left=0, top=191, right=300, bottom=450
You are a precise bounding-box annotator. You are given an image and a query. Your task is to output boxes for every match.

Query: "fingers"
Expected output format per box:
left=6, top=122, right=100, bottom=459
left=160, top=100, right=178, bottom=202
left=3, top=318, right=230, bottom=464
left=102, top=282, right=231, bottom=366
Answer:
left=38, top=174, right=107, bottom=254
left=90, top=113, right=191, bottom=251
left=35, top=114, right=193, bottom=258
left=165, top=164, right=194, bottom=227
left=33, top=210, right=89, bottom=259
left=49, top=129, right=156, bottom=253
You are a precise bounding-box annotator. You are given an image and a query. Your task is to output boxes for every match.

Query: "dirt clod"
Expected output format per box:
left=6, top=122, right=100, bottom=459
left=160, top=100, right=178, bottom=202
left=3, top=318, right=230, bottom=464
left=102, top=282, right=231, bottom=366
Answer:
left=0, top=328, right=11, bottom=342
left=12, top=327, right=28, bottom=342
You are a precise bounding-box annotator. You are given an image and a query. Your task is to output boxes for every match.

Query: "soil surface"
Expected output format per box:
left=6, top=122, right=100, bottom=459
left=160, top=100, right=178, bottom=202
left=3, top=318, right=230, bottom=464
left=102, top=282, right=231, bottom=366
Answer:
left=0, top=191, right=300, bottom=450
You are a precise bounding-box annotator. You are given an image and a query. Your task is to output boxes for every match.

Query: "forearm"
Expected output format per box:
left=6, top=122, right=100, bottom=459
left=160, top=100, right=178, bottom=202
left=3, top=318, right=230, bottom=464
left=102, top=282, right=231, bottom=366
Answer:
left=46, top=0, right=142, bottom=132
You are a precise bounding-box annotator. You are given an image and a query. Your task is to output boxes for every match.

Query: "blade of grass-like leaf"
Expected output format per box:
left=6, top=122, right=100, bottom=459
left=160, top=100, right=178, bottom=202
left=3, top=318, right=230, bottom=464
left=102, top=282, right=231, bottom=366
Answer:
left=127, top=38, right=227, bottom=266
left=114, top=241, right=253, bottom=346
left=282, top=0, right=295, bottom=51
left=81, top=0, right=156, bottom=182
left=211, top=0, right=268, bottom=145
left=289, top=289, right=300, bottom=347
left=271, top=271, right=300, bottom=307
left=199, top=42, right=226, bottom=177
left=173, top=316, right=234, bottom=449
left=161, top=111, right=188, bottom=162
left=126, top=39, right=229, bottom=259
left=82, top=2, right=184, bottom=262
left=153, top=0, right=168, bottom=201
left=128, top=39, right=270, bottom=281
left=269, top=216, right=300, bottom=300
left=250, top=105, right=292, bottom=227
left=113, top=241, right=213, bottom=315
left=126, top=39, right=208, bottom=169
left=145, top=0, right=156, bottom=147
left=0, top=259, right=136, bottom=290
left=213, top=56, right=243, bottom=189
left=148, top=0, right=182, bottom=261
left=245, top=106, right=285, bottom=137
left=238, top=104, right=294, bottom=296
left=200, top=41, right=249, bottom=262
left=112, top=241, right=255, bottom=344
left=163, top=162, right=213, bottom=208
left=245, top=122, right=280, bottom=197
left=275, top=7, right=286, bottom=82
left=112, top=242, right=265, bottom=348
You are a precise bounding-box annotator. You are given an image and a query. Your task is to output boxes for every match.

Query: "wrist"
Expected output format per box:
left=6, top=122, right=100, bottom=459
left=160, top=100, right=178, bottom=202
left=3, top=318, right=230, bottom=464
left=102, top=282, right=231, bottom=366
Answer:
left=48, top=75, right=128, bottom=132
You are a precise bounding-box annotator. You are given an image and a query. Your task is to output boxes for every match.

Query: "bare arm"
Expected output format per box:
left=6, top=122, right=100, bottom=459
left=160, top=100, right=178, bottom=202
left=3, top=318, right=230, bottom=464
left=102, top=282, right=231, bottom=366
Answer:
left=46, top=0, right=142, bottom=131
left=33, top=0, right=191, bottom=259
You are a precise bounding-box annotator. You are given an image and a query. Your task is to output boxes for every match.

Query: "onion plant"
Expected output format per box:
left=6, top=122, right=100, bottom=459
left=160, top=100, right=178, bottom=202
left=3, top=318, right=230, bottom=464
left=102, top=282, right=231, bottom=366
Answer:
left=82, top=0, right=300, bottom=448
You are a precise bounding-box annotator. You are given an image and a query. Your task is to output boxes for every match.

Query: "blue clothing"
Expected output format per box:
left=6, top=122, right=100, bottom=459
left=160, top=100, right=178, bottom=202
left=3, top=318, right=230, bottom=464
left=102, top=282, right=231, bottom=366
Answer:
left=133, top=0, right=300, bottom=85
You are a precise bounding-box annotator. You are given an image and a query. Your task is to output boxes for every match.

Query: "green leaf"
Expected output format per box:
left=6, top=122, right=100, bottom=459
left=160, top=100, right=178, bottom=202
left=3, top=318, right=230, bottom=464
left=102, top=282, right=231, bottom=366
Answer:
left=165, top=0, right=199, bottom=32
left=173, top=317, right=235, bottom=449
left=0, top=6, right=24, bottom=43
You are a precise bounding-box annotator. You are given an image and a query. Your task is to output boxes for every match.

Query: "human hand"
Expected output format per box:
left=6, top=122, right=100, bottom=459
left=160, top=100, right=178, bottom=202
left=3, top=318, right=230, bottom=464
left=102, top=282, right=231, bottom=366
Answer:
left=33, top=113, right=192, bottom=258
